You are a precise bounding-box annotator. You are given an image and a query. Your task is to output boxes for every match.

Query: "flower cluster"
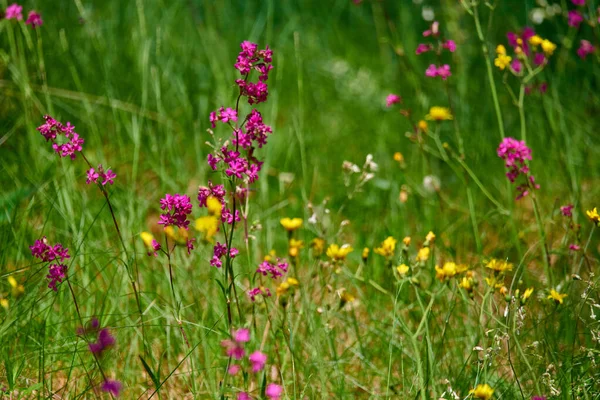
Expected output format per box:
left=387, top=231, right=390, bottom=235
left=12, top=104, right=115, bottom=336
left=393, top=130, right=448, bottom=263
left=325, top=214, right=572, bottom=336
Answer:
left=496, top=27, right=556, bottom=82
left=257, top=257, right=289, bottom=279
left=497, top=137, right=539, bottom=200
left=4, top=3, right=42, bottom=27
left=36, top=115, right=84, bottom=159
left=86, top=164, right=116, bottom=186
left=416, top=21, right=455, bottom=80
left=210, top=242, right=238, bottom=268
left=577, top=40, right=595, bottom=60
left=234, top=41, right=273, bottom=104
left=158, top=194, right=193, bottom=229
left=247, top=286, right=272, bottom=302
left=30, top=237, right=70, bottom=291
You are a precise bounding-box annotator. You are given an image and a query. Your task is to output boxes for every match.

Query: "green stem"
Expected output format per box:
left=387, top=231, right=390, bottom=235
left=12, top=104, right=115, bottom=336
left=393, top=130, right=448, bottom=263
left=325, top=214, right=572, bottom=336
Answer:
left=531, top=195, right=552, bottom=286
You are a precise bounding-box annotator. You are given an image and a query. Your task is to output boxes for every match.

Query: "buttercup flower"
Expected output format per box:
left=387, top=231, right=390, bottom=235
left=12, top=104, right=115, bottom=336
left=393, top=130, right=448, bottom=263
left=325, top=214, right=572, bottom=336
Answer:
left=374, top=236, right=397, bottom=257
left=326, top=244, right=354, bottom=261
left=486, top=258, right=513, bottom=273
left=397, top=264, right=410, bottom=276
left=311, top=238, right=326, bottom=257
left=521, top=287, right=534, bottom=303
left=495, top=53, right=512, bottom=70
left=416, top=247, right=430, bottom=262
left=470, top=383, right=494, bottom=399
left=280, top=217, right=303, bottom=231
left=548, top=289, right=567, bottom=304
left=425, top=106, right=453, bottom=121
left=586, top=207, right=599, bottom=226
left=541, top=39, right=556, bottom=55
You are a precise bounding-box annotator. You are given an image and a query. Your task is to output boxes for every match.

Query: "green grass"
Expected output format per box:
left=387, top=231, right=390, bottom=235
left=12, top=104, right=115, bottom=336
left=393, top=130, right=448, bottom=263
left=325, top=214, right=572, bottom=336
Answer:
left=1, top=0, right=600, bottom=398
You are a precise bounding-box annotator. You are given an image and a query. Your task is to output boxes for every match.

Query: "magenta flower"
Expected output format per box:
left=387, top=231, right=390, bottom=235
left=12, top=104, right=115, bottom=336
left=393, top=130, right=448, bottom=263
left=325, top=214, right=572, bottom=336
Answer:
left=86, top=164, right=116, bottom=186
left=532, top=396, right=547, bottom=400
left=425, top=64, right=438, bottom=78
left=37, top=115, right=84, bottom=159
left=30, top=237, right=70, bottom=263
left=257, top=258, right=289, bottom=279
left=423, top=21, right=439, bottom=37
left=443, top=40, right=456, bottom=52
left=497, top=137, right=539, bottom=200
left=249, top=351, right=267, bottom=372
left=571, top=0, right=585, bottom=4
left=560, top=204, right=574, bottom=217
left=46, top=264, right=67, bottom=291
left=569, top=244, right=581, bottom=251
left=237, top=393, right=251, bottom=400
left=415, top=43, right=432, bottom=55
left=234, top=328, right=250, bottom=343
left=248, top=287, right=271, bottom=302
left=25, top=10, right=42, bottom=28
left=234, top=41, right=273, bottom=104
left=577, top=40, right=595, bottom=59
left=507, top=27, right=535, bottom=55
left=511, top=59, right=523, bottom=73
left=209, top=107, right=238, bottom=128
left=265, top=383, right=283, bottom=400
left=5, top=3, right=23, bottom=20
left=220, top=328, right=250, bottom=360
left=437, top=64, right=451, bottom=80
left=228, top=364, right=241, bottom=375
left=533, top=53, right=546, bottom=66
left=101, top=380, right=122, bottom=397
left=89, top=328, right=116, bottom=355
left=386, top=94, right=401, bottom=107
left=157, top=194, right=193, bottom=229
left=539, top=82, right=548, bottom=93
left=568, top=10, right=584, bottom=28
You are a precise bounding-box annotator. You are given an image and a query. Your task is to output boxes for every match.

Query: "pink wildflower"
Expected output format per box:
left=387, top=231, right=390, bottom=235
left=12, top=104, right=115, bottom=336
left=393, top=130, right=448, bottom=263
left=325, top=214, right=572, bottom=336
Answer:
left=257, top=258, right=289, bottom=279
left=86, top=164, right=116, bottom=186
left=25, top=10, right=42, bottom=28
left=265, top=383, right=283, bottom=400
left=560, top=204, right=574, bottom=217
left=423, top=21, right=439, bottom=37
left=228, top=364, right=241, bottom=375
left=497, top=137, right=539, bottom=200
left=571, top=0, right=585, bottom=4
left=30, top=237, right=70, bottom=263
left=569, top=244, right=581, bottom=251
left=89, top=328, right=116, bottom=355
left=46, top=264, right=67, bottom=291
left=237, top=393, right=251, bottom=400
left=415, top=43, right=432, bottom=55
left=534, top=53, right=546, bottom=66
left=511, top=59, right=523, bottom=73
left=5, top=3, right=23, bottom=20
left=425, top=64, right=438, bottom=77
left=443, top=40, right=456, bottom=52
left=577, top=40, right=595, bottom=59
left=101, top=380, right=122, bottom=397
left=437, top=64, right=452, bottom=80
left=36, top=115, right=84, bottom=160
left=248, top=287, right=271, bottom=301
left=568, top=10, right=584, bottom=28
left=220, top=328, right=250, bottom=360
left=386, top=94, right=401, bottom=107
left=249, top=351, right=267, bottom=372
left=157, top=194, right=193, bottom=229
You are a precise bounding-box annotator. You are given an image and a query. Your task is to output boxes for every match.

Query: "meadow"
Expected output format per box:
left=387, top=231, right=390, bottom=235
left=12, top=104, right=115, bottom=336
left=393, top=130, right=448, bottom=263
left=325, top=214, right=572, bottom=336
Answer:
left=1, top=0, right=600, bottom=398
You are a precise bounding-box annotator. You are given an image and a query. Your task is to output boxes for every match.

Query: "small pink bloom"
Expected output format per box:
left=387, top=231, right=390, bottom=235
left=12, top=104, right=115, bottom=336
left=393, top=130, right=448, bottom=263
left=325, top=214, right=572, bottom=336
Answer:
left=265, top=383, right=283, bottom=400
left=511, top=59, right=523, bottom=73
left=249, top=351, right=267, bottom=372
left=423, top=21, right=439, bottom=37
left=5, top=3, right=23, bottom=20
left=228, top=364, right=241, bottom=375
left=234, top=328, right=250, bottom=343
left=539, top=82, right=547, bottom=93
left=102, top=169, right=116, bottom=185
left=86, top=168, right=100, bottom=184
left=568, top=10, right=584, bottom=28
left=101, top=380, right=122, bottom=397
left=25, top=11, right=42, bottom=28
left=237, top=393, right=251, bottom=400
left=415, top=43, right=432, bottom=55
left=571, top=0, right=585, bottom=5
left=385, top=94, right=401, bottom=107
left=577, top=40, right=595, bottom=59
left=534, top=53, right=546, bottom=66
left=443, top=40, right=456, bottom=52
left=560, top=204, right=574, bottom=217
left=437, top=64, right=452, bottom=80
left=569, top=244, right=581, bottom=251
left=425, top=64, right=438, bottom=78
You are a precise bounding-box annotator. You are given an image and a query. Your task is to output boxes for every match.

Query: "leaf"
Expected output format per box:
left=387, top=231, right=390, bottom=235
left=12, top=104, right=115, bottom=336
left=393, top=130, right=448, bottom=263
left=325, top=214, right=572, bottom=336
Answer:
left=139, top=355, right=160, bottom=391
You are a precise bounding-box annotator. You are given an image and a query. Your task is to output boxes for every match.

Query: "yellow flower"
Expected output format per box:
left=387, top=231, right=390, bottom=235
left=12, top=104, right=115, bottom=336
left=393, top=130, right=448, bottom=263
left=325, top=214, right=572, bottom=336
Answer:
left=485, top=259, right=513, bottom=273
left=288, top=238, right=304, bottom=258
left=206, top=196, right=222, bottom=217
left=393, top=152, right=404, bottom=163
left=140, top=231, right=155, bottom=249
left=416, top=247, right=430, bottom=262
left=280, top=217, right=303, bottom=232
left=164, top=226, right=188, bottom=244
left=402, top=236, right=411, bottom=246
left=470, top=383, right=494, bottom=399
left=541, top=39, right=556, bottom=55
left=418, top=120, right=428, bottom=132
left=521, top=287, right=534, bottom=303
left=374, top=236, right=397, bottom=257
left=0, top=298, right=8, bottom=310
left=397, top=264, right=410, bottom=276
left=287, top=277, right=299, bottom=286
left=529, top=35, right=543, bottom=46
left=495, top=44, right=507, bottom=55
left=485, top=276, right=504, bottom=290
left=311, top=238, right=326, bottom=257
left=425, top=231, right=436, bottom=243
left=264, top=249, right=277, bottom=263
left=276, top=281, right=290, bottom=296
left=326, top=244, right=354, bottom=261
left=8, top=276, right=24, bottom=298
left=195, top=216, right=220, bottom=241
left=361, top=247, right=369, bottom=261
left=494, top=54, right=512, bottom=70
left=435, top=262, right=467, bottom=281
left=459, top=276, right=474, bottom=291
left=340, top=291, right=355, bottom=304
left=548, top=289, right=567, bottom=305
left=425, top=106, right=453, bottom=121
left=586, top=207, right=599, bottom=226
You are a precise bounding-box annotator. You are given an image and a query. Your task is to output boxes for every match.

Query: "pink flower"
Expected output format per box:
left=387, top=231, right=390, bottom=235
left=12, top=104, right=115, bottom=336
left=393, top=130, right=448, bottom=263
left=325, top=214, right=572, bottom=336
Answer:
left=249, top=351, right=267, bottom=372
left=423, top=21, right=439, bottom=37
left=569, top=244, right=581, bottom=251
left=248, top=287, right=271, bottom=301
left=5, top=3, right=23, bottom=20
left=568, top=10, right=584, bottom=28
left=425, top=64, right=438, bottom=77
left=577, top=40, right=595, bottom=59
left=237, top=393, right=251, bottom=400
left=415, top=43, right=432, bottom=55
left=37, top=115, right=84, bottom=160
left=25, top=11, right=42, bottom=28
left=539, top=82, right=548, bottom=93
left=228, top=364, right=241, bottom=375
left=386, top=94, right=401, bottom=107
left=437, top=64, right=452, bottom=80
left=265, top=383, right=283, bottom=400
left=560, top=204, right=574, bottom=217
left=443, top=40, right=456, bottom=52
left=533, top=53, right=546, bottom=66
left=571, top=0, right=585, bottom=5
left=86, top=168, right=99, bottom=184
left=89, top=328, right=116, bottom=355
left=157, top=194, right=193, bottom=229
left=511, top=59, right=523, bottom=73
left=221, top=328, right=250, bottom=360
left=30, top=237, right=70, bottom=263
left=86, top=164, right=116, bottom=186
left=497, top=137, right=539, bottom=200
left=46, top=264, right=67, bottom=291
left=101, top=380, right=122, bottom=397
left=234, top=328, right=250, bottom=343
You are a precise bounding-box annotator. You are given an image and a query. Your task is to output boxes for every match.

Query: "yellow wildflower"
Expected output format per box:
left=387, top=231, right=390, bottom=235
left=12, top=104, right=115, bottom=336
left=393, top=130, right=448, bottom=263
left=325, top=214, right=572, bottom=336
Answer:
left=276, top=281, right=290, bottom=297
left=529, top=35, right=543, bottom=46
left=486, top=258, right=513, bottom=273
left=470, top=383, right=494, bottom=400
left=541, top=39, right=556, bottom=55
left=459, top=276, right=474, bottom=292
left=416, top=247, right=430, bottom=262
left=287, top=277, right=299, bottom=286
left=326, top=244, right=354, bottom=261
left=140, top=231, right=155, bottom=248
left=521, top=287, right=534, bottom=303
left=485, top=276, right=504, bottom=290
left=8, top=276, right=24, bottom=297
left=374, top=236, right=397, bottom=257
left=418, top=120, right=428, bottom=132
left=264, top=249, right=277, bottom=263
left=393, top=152, right=404, bottom=163
left=425, top=231, right=436, bottom=243
left=496, top=44, right=507, bottom=55
left=435, top=262, right=467, bottom=281
left=425, top=106, right=453, bottom=121
left=361, top=247, right=369, bottom=261
left=280, top=217, right=303, bottom=232
left=548, top=289, right=567, bottom=305
left=311, top=238, right=326, bottom=257
left=195, top=216, right=220, bottom=241
left=206, top=196, right=222, bottom=217
left=402, top=236, right=411, bottom=246
left=499, top=286, right=508, bottom=295
left=586, top=207, right=599, bottom=226
left=0, top=298, right=8, bottom=310
left=164, top=226, right=187, bottom=244
left=494, top=54, right=512, bottom=70
left=397, top=264, right=410, bottom=276
left=340, top=291, right=355, bottom=306
left=288, top=239, right=304, bottom=258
